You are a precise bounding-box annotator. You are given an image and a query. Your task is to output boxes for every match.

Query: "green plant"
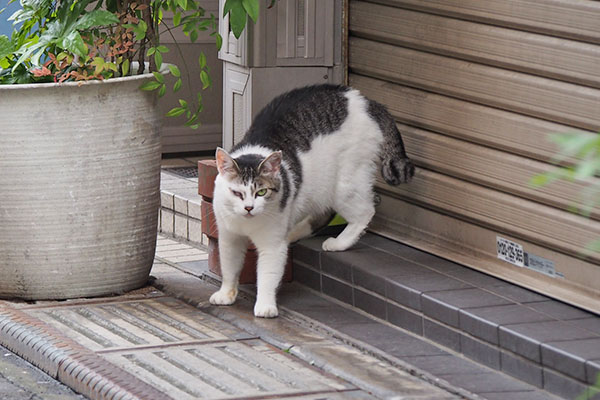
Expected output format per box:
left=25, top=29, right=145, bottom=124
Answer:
left=0, top=0, right=265, bottom=128
left=531, top=132, right=600, bottom=252
left=575, top=372, right=600, bottom=400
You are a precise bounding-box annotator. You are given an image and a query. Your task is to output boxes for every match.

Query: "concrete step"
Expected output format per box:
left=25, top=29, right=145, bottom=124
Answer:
left=292, top=234, right=600, bottom=400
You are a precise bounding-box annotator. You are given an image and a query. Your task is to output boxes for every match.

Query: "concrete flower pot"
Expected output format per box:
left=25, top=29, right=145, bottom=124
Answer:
left=0, top=71, right=161, bottom=300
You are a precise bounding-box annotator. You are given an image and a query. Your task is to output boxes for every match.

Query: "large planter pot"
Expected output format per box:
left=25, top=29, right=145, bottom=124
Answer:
left=0, top=71, right=161, bottom=300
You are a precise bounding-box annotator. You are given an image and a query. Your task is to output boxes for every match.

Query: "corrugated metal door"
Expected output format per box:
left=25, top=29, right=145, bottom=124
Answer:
left=348, top=0, right=600, bottom=312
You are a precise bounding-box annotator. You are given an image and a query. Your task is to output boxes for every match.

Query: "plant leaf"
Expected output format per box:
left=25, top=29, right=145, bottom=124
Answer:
left=154, top=51, right=163, bottom=69
left=122, top=58, right=130, bottom=76
left=200, top=69, right=211, bottom=89
left=158, top=84, right=166, bottom=97
left=242, top=0, right=259, bottom=23
left=76, top=10, right=119, bottom=30
left=61, top=30, right=87, bottom=57
left=173, top=12, right=181, bottom=26
left=0, top=35, right=12, bottom=60
left=140, top=80, right=162, bottom=90
left=173, top=78, right=182, bottom=92
left=223, top=0, right=240, bottom=17
left=152, top=71, right=164, bottom=83
left=166, top=106, right=186, bottom=117
left=190, top=29, right=198, bottom=42
left=198, top=52, right=207, bottom=69
left=168, top=64, right=180, bottom=78
left=213, top=32, right=223, bottom=50
left=228, top=3, right=247, bottom=39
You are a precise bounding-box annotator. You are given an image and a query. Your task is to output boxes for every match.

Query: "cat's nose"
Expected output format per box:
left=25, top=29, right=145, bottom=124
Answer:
left=245, top=206, right=254, bottom=213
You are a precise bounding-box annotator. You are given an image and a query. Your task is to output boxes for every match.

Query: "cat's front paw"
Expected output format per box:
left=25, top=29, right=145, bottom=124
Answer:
left=254, top=302, right=279, bottom=318
left=209, top=289, right=237, bottom=305
left=322, top=237, right=349, bottom=252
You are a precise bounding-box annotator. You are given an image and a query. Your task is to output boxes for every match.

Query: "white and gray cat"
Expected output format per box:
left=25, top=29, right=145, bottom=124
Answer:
left=210, top=84, right=414, bottom=318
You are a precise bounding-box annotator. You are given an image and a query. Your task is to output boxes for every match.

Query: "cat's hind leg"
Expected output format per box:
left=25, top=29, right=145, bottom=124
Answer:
left=322, top=176, right=375, bottom=252
left=287, top=212, right=334, bottom=243
left=209, top=229, right=247, bottom=305
left=287, top=216, right=313, bottom=244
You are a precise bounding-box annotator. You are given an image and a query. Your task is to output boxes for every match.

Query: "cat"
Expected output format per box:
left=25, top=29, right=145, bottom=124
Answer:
left=209, top=84, right=414, bottom=318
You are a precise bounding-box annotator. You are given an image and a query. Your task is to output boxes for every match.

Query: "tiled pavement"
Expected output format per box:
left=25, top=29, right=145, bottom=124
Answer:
left=293, top=236, right=600, bottom=400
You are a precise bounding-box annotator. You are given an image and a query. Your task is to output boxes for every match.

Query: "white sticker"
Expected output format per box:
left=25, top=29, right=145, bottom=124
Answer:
left=496, top=236, right=525, bottom=267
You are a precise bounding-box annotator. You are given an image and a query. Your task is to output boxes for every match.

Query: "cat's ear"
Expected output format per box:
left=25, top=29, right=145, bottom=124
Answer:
left=258, top=151, right=282, bottom=178
left=215, top=147, right=239, bottom=179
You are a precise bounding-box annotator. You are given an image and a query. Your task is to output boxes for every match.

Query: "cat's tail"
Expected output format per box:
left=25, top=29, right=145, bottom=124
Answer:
left=369, top=100, right=415, bottom=185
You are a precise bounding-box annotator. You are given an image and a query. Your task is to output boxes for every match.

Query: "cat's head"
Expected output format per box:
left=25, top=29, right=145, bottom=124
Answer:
left=214, top=147, right=282, bottom=218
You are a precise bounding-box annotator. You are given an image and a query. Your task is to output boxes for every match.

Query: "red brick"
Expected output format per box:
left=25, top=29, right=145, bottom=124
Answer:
left=201, top=199, right=219, bottom=239
left=198, top=160, right=219, bottom=200
left=208, top=238, right=292, bottom=284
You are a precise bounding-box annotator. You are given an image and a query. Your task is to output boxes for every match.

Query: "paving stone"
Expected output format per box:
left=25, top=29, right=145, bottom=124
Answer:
left=385, top=278, right=422, bottom=310
left=188, top=199, right=202, bottom=219
left=26, top=297, right=253, bottom=351
left=160, top=209, right=175, bottom=234
left=541, top=337, right=600, bottom=382
left=499, top=320, right=598, bottom=363
left=459, top=304, right=553, bottom=345
left=485, top=284, right=549, bottom=303
left=358, top=235, right=464, bottom=274
left=422, top=288, right=512, bottom=328
left=177, top=260, right=209, bottom=277
left=482, top=390, right=561, bottom=400
left=570, top=317, right=600, bottom=336
left=103, top=340, right=353, bottom=400
left=188, top=218, right=203, bottom=244
left=352, top=266, right=386, bottom=296
left=160, top=191, right=174, bottom=209
left=321, top=252, right=353, bottom=282
left=402, top=354, right=482, bottom=376
left=174, top=214, right=188, bottom=239
left=387, top=273, right=474, bottom=316
left=386, top=302, right=423, bottom=335
left=322, top=276, right=353, bottom=305
left=335, top=322, right=447, bottom=358
left=278, top=284, right=374, bottom=327
left=460, top=335, right=501, bottom=370
left=353, top=289, right=386, bottom=320
left=543, top=367, right=590, bottom=400
left=527, top=300, right=595, bottom=321
left=174, top=195, right=188, bottom=215
left=439, top=371, right=535, bottom=394
left=500, top=350, right=543, bottom=388
left=321, top=244, right=425, bottom=280
left=441, top=267, right=506, bottom=288
left=291, top=240, right=322, bottom=270
left=293, top=262, right=321, bottom=292
left=423, top=319, right=460, bottom=352
left=586, top=359, right=600, bottom=387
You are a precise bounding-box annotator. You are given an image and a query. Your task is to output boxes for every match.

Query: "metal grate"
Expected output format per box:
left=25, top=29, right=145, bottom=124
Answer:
left=164, top=167, right=199, bottom=179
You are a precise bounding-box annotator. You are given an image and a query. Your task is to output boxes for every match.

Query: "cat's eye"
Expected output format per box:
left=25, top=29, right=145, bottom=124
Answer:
left=255, top=189, right=268, bottom=197
left=231, top=190, right=244, bottom=199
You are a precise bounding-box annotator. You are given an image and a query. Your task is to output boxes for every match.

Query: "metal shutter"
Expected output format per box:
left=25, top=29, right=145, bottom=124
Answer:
left=348, top=0, right=600, bottom=312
